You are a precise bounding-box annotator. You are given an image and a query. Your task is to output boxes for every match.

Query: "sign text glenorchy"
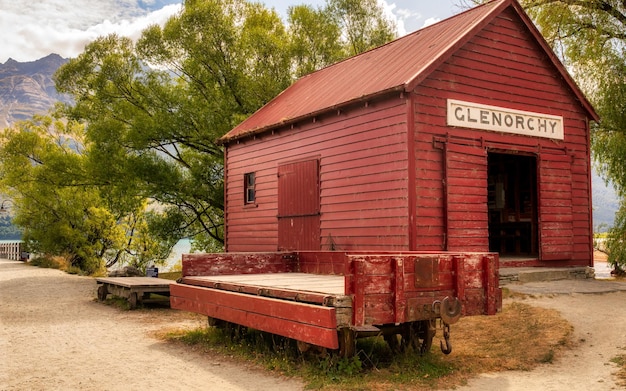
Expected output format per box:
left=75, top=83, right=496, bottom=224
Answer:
left=446, top=99, right=564, bottom=140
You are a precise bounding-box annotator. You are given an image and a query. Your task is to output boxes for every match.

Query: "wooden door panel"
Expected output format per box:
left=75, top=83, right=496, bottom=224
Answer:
left=278, top=159, right=320, bottom=250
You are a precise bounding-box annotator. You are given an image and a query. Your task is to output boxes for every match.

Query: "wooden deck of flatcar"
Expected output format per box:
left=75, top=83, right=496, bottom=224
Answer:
left=180, top=273, right=347, bottom=306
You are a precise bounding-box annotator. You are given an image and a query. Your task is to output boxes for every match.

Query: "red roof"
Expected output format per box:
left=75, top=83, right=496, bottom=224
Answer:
left=220, top=0, right=598, bottom=144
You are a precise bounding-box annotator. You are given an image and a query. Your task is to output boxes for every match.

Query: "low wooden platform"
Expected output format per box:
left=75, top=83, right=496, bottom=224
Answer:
left=96, top=277, right=175, bottom=309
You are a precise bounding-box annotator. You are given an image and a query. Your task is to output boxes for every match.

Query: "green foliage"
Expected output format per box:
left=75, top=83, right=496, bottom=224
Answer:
left=0, top=116, right=180, bottom=274
left=327, top=0, right=397, bottom=56
left=0, top=116, right=117, bottom=273
left=171, top=325, right=458, bottom=390
left=606, top=204, right=626, bottom=269
left=288, top=4, right=344, bottom=77
left=0, top=0, right=399, bottom=272
left=28, top=256, right=63, bottom=269
left=523, top=0, right=626, bottom=266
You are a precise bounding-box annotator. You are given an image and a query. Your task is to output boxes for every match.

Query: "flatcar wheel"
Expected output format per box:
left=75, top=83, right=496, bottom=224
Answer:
left=415, top=320, right=435, bottom=355
left=384, top=334, right=402, bottom=353
left=97, top=285, right=107, bottom=301
left=297, top=340, right=311, bottom=353
left=128, top=292, right=138, bottom=309
left=338, top=328, right=356, bottom=358
left=208, top=317, right=228, bottom=328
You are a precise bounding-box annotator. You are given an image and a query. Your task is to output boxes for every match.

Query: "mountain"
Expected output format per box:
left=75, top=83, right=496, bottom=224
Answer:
left=0, top=53, right=71, bottom=128
left=592, top=170, right=619, bottom=230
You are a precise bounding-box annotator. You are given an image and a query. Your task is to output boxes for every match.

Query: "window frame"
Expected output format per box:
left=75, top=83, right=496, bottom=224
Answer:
left=244, top=172, right=256, bottom=205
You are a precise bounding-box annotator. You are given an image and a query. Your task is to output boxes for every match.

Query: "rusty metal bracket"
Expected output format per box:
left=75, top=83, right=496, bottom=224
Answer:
left=440, top=296, right=462, bottom=325
left=440, top=322, right=452, bottom=355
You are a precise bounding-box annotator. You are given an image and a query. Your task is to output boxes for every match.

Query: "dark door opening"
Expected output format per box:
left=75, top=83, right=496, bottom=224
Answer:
left=488, top=153, right=538, bottom=257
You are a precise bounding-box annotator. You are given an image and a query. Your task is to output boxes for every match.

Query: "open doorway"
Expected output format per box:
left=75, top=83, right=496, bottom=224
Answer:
left=488, top=152, right=538, bottom=257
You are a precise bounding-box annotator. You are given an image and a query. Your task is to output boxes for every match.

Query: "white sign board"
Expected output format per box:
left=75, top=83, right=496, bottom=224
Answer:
left=447, top=99, right=564, bottom=140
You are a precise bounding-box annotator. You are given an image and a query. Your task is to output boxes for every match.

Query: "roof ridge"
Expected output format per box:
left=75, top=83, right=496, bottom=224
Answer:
left=221, top=0, right=597, bottom=144
left=403, top=0, right=510, bottom=89
left=299, top=0, right=508, bottom=82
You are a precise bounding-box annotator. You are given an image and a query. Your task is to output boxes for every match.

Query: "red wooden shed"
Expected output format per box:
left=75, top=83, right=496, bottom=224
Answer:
left=219, top=0, right=599, bottom=269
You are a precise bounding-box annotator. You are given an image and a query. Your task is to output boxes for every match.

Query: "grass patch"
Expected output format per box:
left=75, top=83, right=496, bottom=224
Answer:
left=100, top=296, right=132, bottom=310
left=611, top=352, right=626, bottom=387
left=165, top=301, right=573, bottom=390
left=28, top=256, right=65, bottom=269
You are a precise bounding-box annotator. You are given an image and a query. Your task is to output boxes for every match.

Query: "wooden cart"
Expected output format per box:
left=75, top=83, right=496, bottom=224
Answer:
left=171, top=251, right=501, bottom=356
left=96, top=277, right=175, bottom=309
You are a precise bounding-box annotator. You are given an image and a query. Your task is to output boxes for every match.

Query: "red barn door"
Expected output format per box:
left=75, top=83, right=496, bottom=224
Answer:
left=538, top=153, right=573, bottom=261
left=445, top=143, right=489, bottom=252
left=277, top=159, right=320, bottom=250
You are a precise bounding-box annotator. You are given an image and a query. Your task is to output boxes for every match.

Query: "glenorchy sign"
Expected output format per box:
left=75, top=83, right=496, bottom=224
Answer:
left=447, top=99, right=564, bottom=140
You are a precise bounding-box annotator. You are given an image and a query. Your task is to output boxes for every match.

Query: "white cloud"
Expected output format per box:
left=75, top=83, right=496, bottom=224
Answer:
left=378, top=0, right=435, bottom=37
left=0, top=0, right=181, bottom=63
left=422, top=17, right=441, bottom=28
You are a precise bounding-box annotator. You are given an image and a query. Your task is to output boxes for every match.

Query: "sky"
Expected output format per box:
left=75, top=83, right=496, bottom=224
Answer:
left=0, top=0, right=467, bottom=64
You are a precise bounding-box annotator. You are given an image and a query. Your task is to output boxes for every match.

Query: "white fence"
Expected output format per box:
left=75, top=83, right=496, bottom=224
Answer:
left=0, top=241, right=25, bottom=261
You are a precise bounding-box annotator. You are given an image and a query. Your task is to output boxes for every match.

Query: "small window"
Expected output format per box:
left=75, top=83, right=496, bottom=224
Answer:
left=244, top=172, right=256, bottom=204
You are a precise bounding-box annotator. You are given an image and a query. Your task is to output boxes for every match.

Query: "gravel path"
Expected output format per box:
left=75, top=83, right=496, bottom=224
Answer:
left=458, top=270, right=626, bottom=391
left=0, top=259, right=304, bottom=391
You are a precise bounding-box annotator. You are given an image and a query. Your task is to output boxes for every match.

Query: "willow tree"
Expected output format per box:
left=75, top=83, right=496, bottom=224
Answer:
left=52, top=0, right=398, bottom=254
left=54, top=0, right=294, bottom=252
left=327, top=0, right=397, bottom=56
left=0, top=116, right=123, bottom=273
left=520, top=0, right=626, bottom=267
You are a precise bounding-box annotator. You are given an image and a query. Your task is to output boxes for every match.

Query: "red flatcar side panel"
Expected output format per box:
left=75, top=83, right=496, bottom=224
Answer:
left=297, top=251, right=348, bottom=275
left=170, top=283, right=340, bottom=349
left=182, top=252, right=296, bottom=276
left=346, top=252, right=500, bottom=327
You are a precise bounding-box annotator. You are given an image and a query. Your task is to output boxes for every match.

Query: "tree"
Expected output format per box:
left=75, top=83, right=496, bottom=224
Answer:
left=288, top=4, right=344, bottom=77
left=0, top=115, right=183, bottom=272
left=0, top=116, right=123, bottom=273
left=0, top=0, right=401, bottom=272
left=55, top=0, right=294, bottom=253
left=518, top=0, right=626, bottom=268
left=327, top=0, right=397, bottom=56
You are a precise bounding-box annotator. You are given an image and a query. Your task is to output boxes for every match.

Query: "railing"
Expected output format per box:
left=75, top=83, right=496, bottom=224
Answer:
left=0, top=241, right=25, bottom=261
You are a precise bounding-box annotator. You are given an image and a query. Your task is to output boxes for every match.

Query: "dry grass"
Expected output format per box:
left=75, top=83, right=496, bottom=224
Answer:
left=611, top=351, right=626, bottom=387
left=165, top=298, right=575, bottom=390
left=448, top=301, right=573, bottom=371
left=350, top=300, right=575, bottom=390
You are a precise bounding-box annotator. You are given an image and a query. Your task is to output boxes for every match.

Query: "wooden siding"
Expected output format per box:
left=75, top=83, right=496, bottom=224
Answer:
left=412, top=8, right=592, bottom=265
left=225, top=96, right=410, bottom=252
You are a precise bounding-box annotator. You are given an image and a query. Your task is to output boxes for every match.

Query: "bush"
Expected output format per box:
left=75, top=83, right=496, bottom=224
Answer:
left=29, top=256, right=64, bottom=269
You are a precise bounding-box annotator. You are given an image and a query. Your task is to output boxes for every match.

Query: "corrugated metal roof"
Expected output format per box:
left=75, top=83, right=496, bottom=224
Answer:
left=220, top=0, right=597, bottom=143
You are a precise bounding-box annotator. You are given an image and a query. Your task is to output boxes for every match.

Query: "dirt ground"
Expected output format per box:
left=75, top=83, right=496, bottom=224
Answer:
left=0, top=259, right=305, bottom=391
left=2, top=257, right=626, bottom=390
left=459, top=252, right=626, bottom=391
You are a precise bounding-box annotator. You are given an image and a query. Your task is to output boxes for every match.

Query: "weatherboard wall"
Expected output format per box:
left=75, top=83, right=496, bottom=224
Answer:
left=222, top=5, right=593, bottom=267
left=411, top=8, right=592, bottom=266
left=224, top=96, right=411, bottom=252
